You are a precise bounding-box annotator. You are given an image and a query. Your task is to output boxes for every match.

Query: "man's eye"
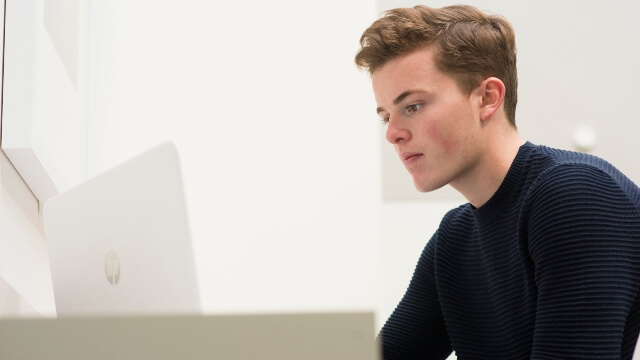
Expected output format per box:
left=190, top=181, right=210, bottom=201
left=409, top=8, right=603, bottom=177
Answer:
left=406, top=104, right=422, bottom=114
left=381, top=116, right=389, bottom=124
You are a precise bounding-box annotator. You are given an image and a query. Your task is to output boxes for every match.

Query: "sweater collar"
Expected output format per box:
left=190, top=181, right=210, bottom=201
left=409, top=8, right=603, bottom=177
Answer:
left=471, top=142, right=536, bottom=225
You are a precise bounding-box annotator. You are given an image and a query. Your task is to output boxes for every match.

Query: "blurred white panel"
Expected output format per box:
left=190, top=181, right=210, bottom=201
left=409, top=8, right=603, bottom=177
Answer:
left=44, top=0, right=79, bottom=89
left=1, top=0, right=88, bottom=202
left=0, top=151, right=56, bottom=317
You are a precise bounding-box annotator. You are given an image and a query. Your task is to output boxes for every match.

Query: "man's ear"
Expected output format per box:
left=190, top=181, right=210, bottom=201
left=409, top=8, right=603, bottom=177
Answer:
left=478, top=77, right=506, bottom=122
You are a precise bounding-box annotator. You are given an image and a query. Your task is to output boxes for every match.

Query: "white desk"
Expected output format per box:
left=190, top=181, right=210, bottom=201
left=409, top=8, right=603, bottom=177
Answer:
left=0, top=312, right=379, bottom=360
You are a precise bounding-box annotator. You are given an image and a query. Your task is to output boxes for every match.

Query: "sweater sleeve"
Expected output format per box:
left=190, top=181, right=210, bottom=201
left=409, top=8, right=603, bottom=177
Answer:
left=379, top=233, right=452, bottom=360
left=525, top=164, right=640, bottom=359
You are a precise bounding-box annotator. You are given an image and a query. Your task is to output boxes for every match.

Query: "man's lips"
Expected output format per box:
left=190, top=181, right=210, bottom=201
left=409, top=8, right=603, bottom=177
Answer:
left=401, top=152, right=423, bottom=163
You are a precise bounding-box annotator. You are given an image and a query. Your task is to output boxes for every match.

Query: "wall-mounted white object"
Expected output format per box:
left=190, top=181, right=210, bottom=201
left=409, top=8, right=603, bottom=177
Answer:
left=572, top=124, right=598, bottom=153
left=1, top=0, right=88, bottom=203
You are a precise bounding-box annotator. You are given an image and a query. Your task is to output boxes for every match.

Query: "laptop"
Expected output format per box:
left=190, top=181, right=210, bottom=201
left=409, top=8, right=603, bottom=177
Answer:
left=43, top=141, right=201, bottom=316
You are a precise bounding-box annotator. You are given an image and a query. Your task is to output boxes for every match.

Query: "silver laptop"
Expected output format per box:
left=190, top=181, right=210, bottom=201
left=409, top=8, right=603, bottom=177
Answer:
left=0, top=312, right=379, bottom=360
left=43, top=141, right=201, bottom=316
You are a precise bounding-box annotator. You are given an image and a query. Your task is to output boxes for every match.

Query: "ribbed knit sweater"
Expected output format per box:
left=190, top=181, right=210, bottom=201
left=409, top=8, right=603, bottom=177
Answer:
left=380, top=142, right=640, bottom=360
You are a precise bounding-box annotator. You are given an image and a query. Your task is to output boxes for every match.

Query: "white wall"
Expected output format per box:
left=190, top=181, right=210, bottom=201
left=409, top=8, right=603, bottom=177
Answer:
left=88, top=0, right=382, bottom=316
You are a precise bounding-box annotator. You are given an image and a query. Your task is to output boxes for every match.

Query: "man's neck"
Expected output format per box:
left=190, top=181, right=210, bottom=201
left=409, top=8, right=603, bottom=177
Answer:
left=451, top=130, right=525, bottom=208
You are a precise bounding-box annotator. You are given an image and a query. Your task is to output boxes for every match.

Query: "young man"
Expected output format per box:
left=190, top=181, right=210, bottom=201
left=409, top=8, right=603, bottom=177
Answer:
left=355, top=5, right=640, bottom=360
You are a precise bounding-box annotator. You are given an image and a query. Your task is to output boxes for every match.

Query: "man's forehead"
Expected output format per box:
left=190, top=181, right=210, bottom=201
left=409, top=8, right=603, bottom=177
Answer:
left=372, top=53, right=442, bottom=111
left=372, top=48, right=440, bottom=88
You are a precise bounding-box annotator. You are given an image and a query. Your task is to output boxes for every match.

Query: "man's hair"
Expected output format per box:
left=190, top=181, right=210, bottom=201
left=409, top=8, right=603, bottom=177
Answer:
left=355, top=5, right=518, bottom=126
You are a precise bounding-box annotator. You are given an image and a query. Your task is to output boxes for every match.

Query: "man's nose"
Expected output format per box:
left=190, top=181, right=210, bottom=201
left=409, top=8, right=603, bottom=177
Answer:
left=385, top=116, right=411, bottom=144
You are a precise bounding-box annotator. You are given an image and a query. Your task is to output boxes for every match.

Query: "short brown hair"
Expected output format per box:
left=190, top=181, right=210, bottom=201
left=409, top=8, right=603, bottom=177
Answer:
left=355, top=5, right=518, bottom=126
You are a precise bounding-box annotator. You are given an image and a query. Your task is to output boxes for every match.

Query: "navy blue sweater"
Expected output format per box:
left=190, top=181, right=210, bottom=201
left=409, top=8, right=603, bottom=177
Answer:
left=380, top=142, right=640, bottom=359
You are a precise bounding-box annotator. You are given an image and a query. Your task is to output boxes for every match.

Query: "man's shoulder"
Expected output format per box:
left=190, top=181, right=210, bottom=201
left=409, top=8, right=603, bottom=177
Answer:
left=523, top=145, right=640, bottom=215
left=528, top=143, right=615, bottom=174
left=527, top=144, right=639, bottom=197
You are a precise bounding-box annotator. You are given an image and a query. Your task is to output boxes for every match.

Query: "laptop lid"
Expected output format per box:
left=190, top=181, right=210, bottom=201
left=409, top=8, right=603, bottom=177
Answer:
left=43, top=141, right=201, bottom=316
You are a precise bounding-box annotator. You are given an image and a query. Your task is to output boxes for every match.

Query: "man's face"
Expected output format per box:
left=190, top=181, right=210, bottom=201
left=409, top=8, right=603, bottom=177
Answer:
left=372, top=46, right=484, bottom=193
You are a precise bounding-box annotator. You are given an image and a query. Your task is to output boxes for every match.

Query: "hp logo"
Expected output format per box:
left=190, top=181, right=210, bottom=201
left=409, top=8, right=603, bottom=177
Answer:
left=105, top=250, right=121, bottom=285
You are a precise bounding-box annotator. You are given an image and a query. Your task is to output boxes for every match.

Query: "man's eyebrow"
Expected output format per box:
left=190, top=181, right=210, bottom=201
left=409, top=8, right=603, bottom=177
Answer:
left=376, top=90, right=430, bottom=114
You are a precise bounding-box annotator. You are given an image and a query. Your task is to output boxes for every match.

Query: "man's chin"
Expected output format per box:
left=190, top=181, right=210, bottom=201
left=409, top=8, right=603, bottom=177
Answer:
left=414, top=181, right=447, bottom=193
